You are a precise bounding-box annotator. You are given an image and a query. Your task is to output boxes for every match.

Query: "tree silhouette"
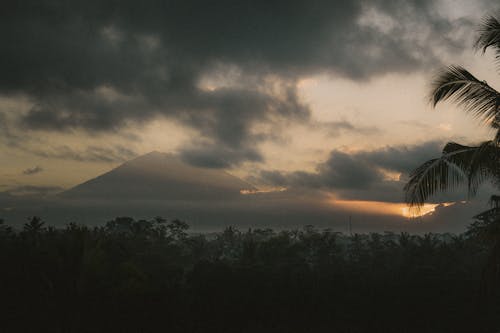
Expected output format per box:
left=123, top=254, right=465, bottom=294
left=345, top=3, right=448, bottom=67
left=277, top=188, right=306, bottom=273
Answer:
left=23, top=216, right=45, bottom=233
left=405, top=16, right=500, bottom=213
left=0, top=216, right=498, bottom=332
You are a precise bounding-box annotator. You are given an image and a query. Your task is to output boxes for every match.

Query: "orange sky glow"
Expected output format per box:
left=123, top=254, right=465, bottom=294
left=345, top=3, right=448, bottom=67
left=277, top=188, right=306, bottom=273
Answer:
left=330, top=199, right=455, bottom=218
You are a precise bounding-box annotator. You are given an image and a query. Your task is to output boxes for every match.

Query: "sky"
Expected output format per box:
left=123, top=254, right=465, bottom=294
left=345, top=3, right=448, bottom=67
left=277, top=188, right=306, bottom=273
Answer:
left=1, top=0, right=499, bottom=230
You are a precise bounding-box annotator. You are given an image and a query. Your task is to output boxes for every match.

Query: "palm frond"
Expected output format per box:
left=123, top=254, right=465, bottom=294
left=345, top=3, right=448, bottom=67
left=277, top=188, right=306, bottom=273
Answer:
left=475, top=15, right=500, bottom=63
left=404, top=142, right=499, bottom=207
left=466, top=140, right=500, bottom=196
left=404, top=143, right=472, bottom=207
left=430, top=65, right=500, bottom=127
left=404, top=141, right=500, bottom=207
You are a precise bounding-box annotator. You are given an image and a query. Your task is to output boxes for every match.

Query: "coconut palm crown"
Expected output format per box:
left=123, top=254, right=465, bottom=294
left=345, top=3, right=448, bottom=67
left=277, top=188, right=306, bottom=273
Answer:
left=404, top=16, right=500, bottom=212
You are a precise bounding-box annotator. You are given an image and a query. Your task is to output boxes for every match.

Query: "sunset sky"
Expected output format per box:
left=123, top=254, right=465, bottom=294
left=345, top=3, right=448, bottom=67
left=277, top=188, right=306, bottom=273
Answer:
left=1, top=0, right=499, bottom=229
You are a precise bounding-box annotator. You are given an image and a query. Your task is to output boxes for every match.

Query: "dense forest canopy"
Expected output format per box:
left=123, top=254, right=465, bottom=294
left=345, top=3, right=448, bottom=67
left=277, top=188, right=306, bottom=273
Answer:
left=1, top=216, right=500, bottom=332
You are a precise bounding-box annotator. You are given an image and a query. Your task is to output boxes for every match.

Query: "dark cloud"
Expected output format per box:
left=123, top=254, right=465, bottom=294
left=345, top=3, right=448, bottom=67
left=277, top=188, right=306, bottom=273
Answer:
left=0, top=1, right=445, bottom=91
left=317, top=151, right=383, bottom=189
left=22, top=166, right=43, bottom=175
left=259, top=150, right=382, bottom=190
left=28, top=145, right=137, bottom=163
left=257, top=140, right=450, bottom=202
left=180, top=144, right=263, bottom=169
left=0, top=110, right=137, bottom=163
left=0, top=112, right=26, bottom=148
left=355, top=140, right=443, bottom=175
left=0, top=0, right=485, bottom=166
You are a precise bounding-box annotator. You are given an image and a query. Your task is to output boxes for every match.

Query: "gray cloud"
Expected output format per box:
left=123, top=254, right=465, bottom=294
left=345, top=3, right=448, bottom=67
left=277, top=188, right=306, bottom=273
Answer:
left=355, top=140, right=444, bottom=176
left=0, top=0, right=490, bottom=167
left=259, top=151, right=382, bottom=190
left=0, top=112, right=27, bottom=148
left=28, top=145, right=137, bottom=163
left=0, top=1, right=449, bottom=92
left=180, top=144, right=263, bottom=169
left=257, top=140, right=448, bottom=201
left=22, top=166, right=43, bottom=175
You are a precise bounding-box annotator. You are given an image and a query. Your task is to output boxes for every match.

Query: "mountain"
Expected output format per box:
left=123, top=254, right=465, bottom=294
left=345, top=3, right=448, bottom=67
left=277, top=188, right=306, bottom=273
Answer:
left=3, top=151, right=479, bottom=233
left=61, top=151, right=256, bottom=201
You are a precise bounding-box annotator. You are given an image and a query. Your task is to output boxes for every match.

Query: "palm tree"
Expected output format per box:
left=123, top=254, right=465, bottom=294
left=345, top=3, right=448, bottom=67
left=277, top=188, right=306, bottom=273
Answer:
left=404, top=16, right=500, bottom=213
left=23, top=216, right=45, bottom=233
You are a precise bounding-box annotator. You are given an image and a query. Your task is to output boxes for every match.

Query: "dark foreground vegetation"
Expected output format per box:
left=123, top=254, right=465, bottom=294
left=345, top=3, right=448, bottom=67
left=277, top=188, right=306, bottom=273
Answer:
left=1, top=215, right=500, bottom=333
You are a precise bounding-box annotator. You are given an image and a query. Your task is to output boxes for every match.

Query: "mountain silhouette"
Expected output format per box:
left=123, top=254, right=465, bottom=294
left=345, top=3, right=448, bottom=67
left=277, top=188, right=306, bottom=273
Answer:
left=61, top=151, right=256, bottom=201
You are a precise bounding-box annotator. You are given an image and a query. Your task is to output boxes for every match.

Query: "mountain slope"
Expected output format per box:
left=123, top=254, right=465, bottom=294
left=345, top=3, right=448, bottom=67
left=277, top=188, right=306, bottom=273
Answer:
left=61, top=151, right=256, bottom=201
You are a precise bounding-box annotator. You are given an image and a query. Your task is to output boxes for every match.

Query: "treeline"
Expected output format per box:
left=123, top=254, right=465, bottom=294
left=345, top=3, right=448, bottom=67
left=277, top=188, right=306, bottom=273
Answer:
left=1, top=216, right=500, bottom=332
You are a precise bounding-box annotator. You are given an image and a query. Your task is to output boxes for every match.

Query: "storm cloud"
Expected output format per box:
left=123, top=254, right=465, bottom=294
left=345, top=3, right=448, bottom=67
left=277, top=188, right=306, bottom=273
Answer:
left=0, top=0, right=486, bottom=167
left=257, top=140, right=446, bottom=201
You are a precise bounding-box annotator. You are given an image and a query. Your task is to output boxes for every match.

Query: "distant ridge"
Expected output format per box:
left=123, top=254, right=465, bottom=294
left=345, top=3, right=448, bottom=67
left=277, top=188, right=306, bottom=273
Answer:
left=61, top=151, right=256, bottom=200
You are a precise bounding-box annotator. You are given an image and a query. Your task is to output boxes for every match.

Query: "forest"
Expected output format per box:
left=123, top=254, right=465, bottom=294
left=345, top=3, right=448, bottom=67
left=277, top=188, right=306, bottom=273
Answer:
left=1, top=214, right=500, bottom=333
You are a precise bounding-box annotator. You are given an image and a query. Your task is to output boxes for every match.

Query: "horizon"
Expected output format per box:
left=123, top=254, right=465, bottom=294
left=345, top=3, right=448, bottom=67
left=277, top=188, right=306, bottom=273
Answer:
left=0, top=150, right=489, bottom=234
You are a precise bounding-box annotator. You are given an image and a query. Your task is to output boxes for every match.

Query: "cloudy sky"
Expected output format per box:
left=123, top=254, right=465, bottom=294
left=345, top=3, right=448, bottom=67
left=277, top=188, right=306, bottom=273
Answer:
left=1, top=0, right=499, bottom=228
